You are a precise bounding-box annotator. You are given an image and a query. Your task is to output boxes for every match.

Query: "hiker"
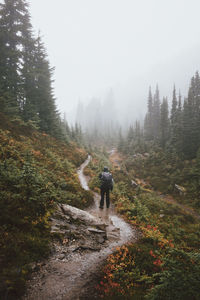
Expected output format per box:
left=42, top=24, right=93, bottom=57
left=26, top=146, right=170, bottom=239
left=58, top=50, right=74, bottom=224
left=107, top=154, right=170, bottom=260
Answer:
left=99, top=166, right=114, bottom=209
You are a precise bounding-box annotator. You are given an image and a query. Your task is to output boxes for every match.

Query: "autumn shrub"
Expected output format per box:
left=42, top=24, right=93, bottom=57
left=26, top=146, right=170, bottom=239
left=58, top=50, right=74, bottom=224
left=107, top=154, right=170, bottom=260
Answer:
left=146, top=249, right=200, bottom=300
left=0, top=156, right=53, bottom=298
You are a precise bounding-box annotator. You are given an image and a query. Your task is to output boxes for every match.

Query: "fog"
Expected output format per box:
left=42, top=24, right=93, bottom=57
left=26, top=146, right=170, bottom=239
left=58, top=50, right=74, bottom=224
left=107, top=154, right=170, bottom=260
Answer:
left=29, top=0, right=200, bottom=125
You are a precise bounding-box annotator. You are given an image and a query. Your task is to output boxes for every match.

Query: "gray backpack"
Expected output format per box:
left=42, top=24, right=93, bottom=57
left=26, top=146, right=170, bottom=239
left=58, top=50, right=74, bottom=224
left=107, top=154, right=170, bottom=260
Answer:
left=101, top=172, right=113, bottom=188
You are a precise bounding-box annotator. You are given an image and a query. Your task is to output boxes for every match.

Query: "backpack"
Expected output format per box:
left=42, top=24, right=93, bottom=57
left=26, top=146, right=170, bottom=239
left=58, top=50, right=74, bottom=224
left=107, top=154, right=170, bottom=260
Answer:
left=101, top=172, right=113, bottom=188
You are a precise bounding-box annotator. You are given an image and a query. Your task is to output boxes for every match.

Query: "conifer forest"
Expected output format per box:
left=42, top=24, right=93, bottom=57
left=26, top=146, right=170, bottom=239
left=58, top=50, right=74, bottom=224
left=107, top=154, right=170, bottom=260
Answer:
left=0, top=0, right=200, bottom=299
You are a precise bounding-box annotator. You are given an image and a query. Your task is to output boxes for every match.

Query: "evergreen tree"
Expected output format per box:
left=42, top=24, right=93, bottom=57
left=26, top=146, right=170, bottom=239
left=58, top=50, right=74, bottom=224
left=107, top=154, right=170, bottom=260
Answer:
left=20, top=14, right=39, bottom=123
left=170, top=85, right=180, bottom=150
left=33, top=35, right=61, bottom=138
left=171, top=85, right=178, bottom=125
left=0, top=0, right=25, bottom=115
left=175, top=92, right=183, bottom=153
left=160, top=97, right=170, bottom=148
left=126, top=125, right=134, bottom=153
left=152, top=85, right=161, bottom=141
left=144, top=87, right=154, bottom=140
left=182, top=73, right=200, bottom=158
left=118, top=127, right=124, bottom=153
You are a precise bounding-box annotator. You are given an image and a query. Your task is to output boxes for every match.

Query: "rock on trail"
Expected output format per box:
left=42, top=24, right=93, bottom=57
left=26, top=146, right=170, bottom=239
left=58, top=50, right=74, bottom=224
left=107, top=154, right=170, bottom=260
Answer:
left=23, top=155, right=137, bottom=300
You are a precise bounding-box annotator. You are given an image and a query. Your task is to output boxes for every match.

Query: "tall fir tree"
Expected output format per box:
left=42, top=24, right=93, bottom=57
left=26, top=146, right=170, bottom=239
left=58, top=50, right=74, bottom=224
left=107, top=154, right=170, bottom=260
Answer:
left=0, top=0, right=25, bottom=115
left=29, top=35, right=62, bottom=138
left=182, top=72, right=200, bottom=158
left=144, top=86, right=154, bottom=140
left=20, top=4, right=39, bottom=123
left=160, top=97, right=170, bottom=148
left=152, top=85, right=161, bottom=141
left=170, top=85, right=180, bottom=150
left=175, top=92, right=183, bottom=153
left=171, top=85, right=178, bottom=125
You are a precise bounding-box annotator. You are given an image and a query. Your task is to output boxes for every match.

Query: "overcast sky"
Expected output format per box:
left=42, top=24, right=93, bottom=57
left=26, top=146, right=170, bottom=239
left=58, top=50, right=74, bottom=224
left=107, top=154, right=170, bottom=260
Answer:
left=29, top=0, right=200, bottom=122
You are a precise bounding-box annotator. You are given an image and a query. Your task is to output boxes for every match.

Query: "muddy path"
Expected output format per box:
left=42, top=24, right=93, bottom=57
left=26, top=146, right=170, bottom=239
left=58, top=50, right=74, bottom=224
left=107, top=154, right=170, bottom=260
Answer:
left=23, top=156, right=138, bottom=300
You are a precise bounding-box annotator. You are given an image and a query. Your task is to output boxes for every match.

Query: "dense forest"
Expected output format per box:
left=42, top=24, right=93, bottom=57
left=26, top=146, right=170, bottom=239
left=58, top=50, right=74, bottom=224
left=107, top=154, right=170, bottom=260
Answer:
left=0, top=0, right=200, bottom=299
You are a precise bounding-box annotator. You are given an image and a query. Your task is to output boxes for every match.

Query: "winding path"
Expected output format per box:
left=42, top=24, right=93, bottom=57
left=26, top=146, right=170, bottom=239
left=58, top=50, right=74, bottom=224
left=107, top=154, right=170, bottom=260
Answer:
left=24, top=156, right=137, bottom=300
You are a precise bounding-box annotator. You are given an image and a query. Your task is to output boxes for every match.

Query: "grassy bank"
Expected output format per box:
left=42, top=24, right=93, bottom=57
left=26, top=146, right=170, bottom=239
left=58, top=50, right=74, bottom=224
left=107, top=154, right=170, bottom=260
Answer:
left=0, top=113, right=93, bottom=299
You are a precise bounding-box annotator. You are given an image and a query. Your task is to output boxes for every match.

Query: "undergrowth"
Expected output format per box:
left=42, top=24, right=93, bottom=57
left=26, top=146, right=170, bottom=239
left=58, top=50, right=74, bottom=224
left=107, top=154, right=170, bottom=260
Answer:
left=0, top=113, right=93, bottom=299
left=88, top=151, right=200, bottom=300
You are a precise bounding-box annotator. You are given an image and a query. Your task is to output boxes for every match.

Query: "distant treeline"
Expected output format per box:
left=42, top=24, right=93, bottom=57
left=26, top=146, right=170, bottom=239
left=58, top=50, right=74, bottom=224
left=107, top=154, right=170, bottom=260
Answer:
left=120, top=71, right=200, bottom=160
left=75, top=89, right=120, bottom=146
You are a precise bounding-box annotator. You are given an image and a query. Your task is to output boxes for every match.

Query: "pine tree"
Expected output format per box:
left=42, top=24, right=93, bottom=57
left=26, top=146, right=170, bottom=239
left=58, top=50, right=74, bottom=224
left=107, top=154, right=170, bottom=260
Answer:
left=0, top=0, right=25, bottom=115
left=174, top=91, right=183, bottom=153
left=171, top=85, right=178, bottom=125
left=152, top=85, right=161, bottom=141
left=160, top=97, right=170, bottom=148
left=33, top=35, right=61, bottom=137
left=170, top=85, right=180, bottom=151
left=193, top=72, right=200, bottom=151
left=144, top=87, right=154, bottom=140
left=182, top=73, right=200, bottom=158
left=118, top=127, right=124, bottom=152
left=20, top=8, right=39, bottom=124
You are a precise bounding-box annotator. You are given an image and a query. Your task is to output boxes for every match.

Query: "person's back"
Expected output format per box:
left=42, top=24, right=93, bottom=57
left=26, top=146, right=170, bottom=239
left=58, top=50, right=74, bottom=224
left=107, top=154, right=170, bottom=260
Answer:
left=99, top=166, right=113, bottom=209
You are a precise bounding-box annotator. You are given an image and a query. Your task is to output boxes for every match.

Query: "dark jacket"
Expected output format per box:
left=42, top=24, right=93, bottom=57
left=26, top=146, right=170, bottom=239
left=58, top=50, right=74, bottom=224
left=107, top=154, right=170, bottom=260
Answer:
left=99, top=171, right=114, bottom=190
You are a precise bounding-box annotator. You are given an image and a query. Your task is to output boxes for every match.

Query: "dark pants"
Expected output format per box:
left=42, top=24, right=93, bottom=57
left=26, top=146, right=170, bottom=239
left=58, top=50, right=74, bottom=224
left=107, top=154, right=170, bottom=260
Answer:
left=100, top=188, right=110, bottom=208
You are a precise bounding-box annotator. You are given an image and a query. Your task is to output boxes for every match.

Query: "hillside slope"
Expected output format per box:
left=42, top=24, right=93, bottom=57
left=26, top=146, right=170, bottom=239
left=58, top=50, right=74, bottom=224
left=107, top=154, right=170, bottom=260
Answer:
left=0, top=113, right=93, bottom=299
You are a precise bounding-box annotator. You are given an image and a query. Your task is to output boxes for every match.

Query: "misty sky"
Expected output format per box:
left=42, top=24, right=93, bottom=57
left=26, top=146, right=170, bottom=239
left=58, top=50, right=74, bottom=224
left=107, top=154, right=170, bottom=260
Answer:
left=29, top=0, right=200, bottom=122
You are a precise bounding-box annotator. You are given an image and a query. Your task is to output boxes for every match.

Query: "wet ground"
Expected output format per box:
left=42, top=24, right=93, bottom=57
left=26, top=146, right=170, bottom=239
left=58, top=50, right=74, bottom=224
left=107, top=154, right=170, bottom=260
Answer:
left=23, top=155, right=137, bottom=300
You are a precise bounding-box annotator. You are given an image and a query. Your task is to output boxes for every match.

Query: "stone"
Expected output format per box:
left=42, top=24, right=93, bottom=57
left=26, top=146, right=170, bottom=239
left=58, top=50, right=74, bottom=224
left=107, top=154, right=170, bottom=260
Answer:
left=87, top=227, right=106, bottom=234
left=174, top=184, right=186, bottom=195
left=97, top=236, right=105, bottom=244
left=131, top=180, right=138, bottom=188
left=60, top=204, right=103, bottom=226
left=58, top=254, right=65, bottom=260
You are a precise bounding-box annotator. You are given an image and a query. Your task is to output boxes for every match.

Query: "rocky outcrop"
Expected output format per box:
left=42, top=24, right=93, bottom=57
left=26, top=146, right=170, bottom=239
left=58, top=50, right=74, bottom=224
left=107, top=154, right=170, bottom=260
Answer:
left=50, top=204, right=107, bottom=258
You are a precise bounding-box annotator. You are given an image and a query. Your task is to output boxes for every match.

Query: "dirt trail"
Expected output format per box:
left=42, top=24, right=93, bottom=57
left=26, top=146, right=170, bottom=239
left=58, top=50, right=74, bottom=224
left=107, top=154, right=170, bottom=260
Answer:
left=23, top=155, right=137, bottom=300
